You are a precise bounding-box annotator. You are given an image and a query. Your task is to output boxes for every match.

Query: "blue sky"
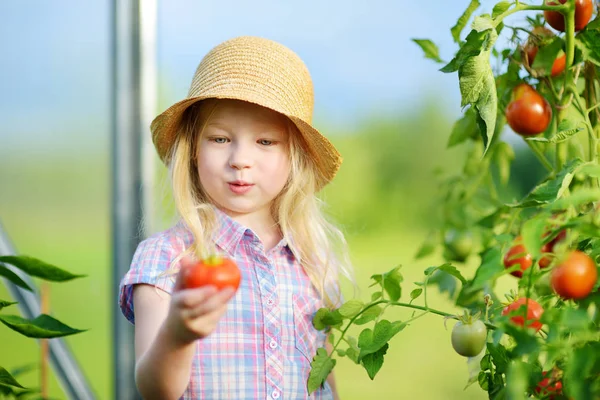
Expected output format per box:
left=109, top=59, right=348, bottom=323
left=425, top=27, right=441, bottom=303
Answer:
left=0, top=1, right=519, bottom=152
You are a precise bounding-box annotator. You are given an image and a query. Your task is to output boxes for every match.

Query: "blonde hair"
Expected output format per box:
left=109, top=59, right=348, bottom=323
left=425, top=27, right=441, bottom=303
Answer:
left=167, top=99, right=353, bottom=308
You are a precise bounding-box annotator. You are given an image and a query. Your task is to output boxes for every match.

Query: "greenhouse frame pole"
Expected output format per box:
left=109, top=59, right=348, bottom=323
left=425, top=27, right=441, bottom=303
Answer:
left=111, top=0, right=156, bottom=398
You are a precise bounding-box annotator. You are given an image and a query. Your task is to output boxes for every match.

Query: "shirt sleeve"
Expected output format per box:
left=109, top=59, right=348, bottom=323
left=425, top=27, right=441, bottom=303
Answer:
left=118, top=234, right=179, bottom=324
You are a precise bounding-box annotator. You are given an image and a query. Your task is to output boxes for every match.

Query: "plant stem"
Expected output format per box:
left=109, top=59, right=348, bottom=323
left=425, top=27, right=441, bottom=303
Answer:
left=493, top=3, right=568, bottom=28
left=525, top=139, right=554, bottom=172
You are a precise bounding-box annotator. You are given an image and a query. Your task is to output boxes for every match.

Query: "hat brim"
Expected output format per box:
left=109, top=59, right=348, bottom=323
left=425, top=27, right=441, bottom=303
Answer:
left=151, top=95, right=342, bottom=190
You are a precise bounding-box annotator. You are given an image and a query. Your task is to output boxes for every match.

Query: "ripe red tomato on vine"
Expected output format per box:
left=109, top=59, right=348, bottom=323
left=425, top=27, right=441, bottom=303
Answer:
left=503, top=237, right=533, bottom=278
left=551, top=250, right=598, bottom=300
left=522, top=27, right=566, bottom=77
left=505, top=83, right=552, bottom=136
left=544, top=0, right=593, bottom=32
left=501, top=297, right=544, bottom=332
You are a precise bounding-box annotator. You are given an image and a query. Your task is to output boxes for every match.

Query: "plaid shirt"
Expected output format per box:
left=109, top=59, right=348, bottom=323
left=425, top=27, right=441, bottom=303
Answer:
left=119, top=209, right=334, bottom=399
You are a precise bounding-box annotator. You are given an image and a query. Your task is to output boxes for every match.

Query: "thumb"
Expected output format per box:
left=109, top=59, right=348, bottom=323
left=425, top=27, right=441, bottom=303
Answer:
left=173, top=255, right=196, bottom=292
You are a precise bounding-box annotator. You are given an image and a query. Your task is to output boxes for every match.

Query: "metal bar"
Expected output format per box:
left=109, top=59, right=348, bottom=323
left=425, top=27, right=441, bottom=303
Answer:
left=111, top=0, right=145, bottom=399
left=140, top=0, right=158, bottom=237
left=0, top=223, right=96, bottom=400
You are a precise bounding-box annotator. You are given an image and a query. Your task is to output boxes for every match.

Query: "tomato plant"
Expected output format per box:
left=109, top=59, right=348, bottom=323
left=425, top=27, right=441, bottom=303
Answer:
left=551, top=250, right=598, bottom=299
left=535, top=371, right=563, bottom=399
left=522, top=27, right=566, bottom=77
left=544, top=0, right=593, bottom=32
left=506, top=83, right=552, bottom=136
left=180, top=255, right=241, bottom=291
left=308, top=1, right=600, bottom=398
left=451, top=318, right=487, bottom=357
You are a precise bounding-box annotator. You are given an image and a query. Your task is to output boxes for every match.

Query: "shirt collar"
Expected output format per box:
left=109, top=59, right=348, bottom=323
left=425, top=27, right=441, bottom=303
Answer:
left=212, top=206, right=291, bottom=256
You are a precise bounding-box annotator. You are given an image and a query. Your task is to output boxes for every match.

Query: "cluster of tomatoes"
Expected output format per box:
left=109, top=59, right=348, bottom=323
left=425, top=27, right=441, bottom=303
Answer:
left=450, top=5, right=597, bottom=397
left=505, top=0, right=594, bottom=137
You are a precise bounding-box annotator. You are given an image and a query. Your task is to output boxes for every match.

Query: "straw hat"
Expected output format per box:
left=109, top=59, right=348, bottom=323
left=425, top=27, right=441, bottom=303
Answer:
left=151, top=35, right=342, bottom=189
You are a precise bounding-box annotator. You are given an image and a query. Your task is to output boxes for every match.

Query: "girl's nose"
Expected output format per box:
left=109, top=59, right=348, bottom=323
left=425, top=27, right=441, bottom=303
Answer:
left=228, top=143, right=253, bottom=170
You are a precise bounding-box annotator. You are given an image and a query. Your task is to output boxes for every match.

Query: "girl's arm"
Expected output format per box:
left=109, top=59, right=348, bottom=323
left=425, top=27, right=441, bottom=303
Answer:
left=132, top=261, right=236, bottom=400
left=325, top=334, right=341, bottom=400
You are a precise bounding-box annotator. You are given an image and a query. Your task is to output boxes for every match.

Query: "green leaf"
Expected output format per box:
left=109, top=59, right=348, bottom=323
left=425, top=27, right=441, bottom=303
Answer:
left=575, top=29, right=600, bottom=67
left=526, top=126, right=584, bottom=143
left=0, top=367, right=25, bottom=389
left=409, top=288, right=423, bottom=301
left=0, top=256, right=85, bottom=282
left=441, top=29, right=488, bottom=73
left=461, top=30, right=498, bottom=154
left=487, top=342, right=510, bottom=374
left=531, top=36, right=563, bottom=74
left=550, top=188, right=600, bottom=211
left=521, top=213, right=548, bottom=261
left=370, top=267, right=403, bottom=301
left=450, top=0, right=481, bottom=43
left=471, top=247, right=504, bottom=290
left=564, top=344, right=597, bottom=400
left=0, top=314, right=86, bottom=338
left=0, top=300, right=18, bottom=310
left=427, top=269, right=459, bottom=299
left=516, top=159, right=583, bottom=207
left=307, top=347, right=336, bottom=394
left=313, top=308, right=330, bottom=330
left=354, top=305, right=383, bottom=325
left=505, top=361, right=529, bottom=400
left=503, top=324, right=540, bottom=356
left=360, top=343, right=388, bottom=380
left=414, top=231, right=437, bottom=259
left=578, top=162, right=600, bottom=178
left=411, top=39, right=443, bottom=63
left=472, top=15, right=494, bottom=33
left=437, top=263, right=467, bottom=284
left=492, top=1, right=511, bottom=18
left=338, top=300, right=364, bottom=319
left=447, top=107, right=479, bottom=148
left=357, top=320, right=406, bottom=361
left=0, top=265, right=32, bottom=292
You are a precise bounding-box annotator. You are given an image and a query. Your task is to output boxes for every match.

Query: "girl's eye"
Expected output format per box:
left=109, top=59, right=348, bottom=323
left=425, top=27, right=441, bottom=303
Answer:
left=212, top=137, right=228, bottom=144
left=258, top=139, right=274, bottom=146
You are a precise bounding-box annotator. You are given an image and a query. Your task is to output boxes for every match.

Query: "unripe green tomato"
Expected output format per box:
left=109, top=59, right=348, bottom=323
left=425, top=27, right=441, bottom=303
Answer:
left=451, top=319, right=487, bottom=357
left=443, top=229, right=474, bottom=262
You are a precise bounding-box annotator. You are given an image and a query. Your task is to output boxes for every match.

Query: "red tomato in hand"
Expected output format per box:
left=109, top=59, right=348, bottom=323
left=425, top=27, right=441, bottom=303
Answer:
left=522, top=27, right=566, bottom=77
left=535, top=371, right=563, bottom=399
left=501, top=297, right=544, bottom=332
left=503, top=237, right=533, bottom=278
left=180, top=255, right=241, bottom=291
left=551, top=250, right=598, bottom=299
left=505, top=84, right=552, bottom=136
left=544, top=0, right=593, bottom=32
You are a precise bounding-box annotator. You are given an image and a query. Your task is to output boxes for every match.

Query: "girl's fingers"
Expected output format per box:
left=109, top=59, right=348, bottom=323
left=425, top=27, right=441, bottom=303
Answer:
left=184, top=287, right=236, bottom=319
left=173, top=255, right=197, bottom=292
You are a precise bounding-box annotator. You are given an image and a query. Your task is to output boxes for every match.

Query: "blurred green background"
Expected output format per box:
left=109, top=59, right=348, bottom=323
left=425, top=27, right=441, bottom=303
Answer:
left=0, top=1, right=548, bottom=399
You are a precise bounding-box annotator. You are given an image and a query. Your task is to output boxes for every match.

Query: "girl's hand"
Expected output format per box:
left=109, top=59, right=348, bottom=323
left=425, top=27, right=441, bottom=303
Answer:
left=165, top=257, right=236, bottom=345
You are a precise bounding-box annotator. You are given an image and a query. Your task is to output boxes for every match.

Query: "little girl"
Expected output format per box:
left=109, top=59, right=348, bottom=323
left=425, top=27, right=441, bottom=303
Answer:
left=119, top=36, right=353, bottom=400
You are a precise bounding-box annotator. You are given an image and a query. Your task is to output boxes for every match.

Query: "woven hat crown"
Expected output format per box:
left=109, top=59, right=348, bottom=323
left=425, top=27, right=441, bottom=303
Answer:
left=188, top=36, right=315, bottom=123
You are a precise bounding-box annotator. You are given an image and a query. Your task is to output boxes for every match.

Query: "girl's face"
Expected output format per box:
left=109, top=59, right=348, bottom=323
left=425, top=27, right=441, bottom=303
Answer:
left=197, top=99, right=291, bottom=219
